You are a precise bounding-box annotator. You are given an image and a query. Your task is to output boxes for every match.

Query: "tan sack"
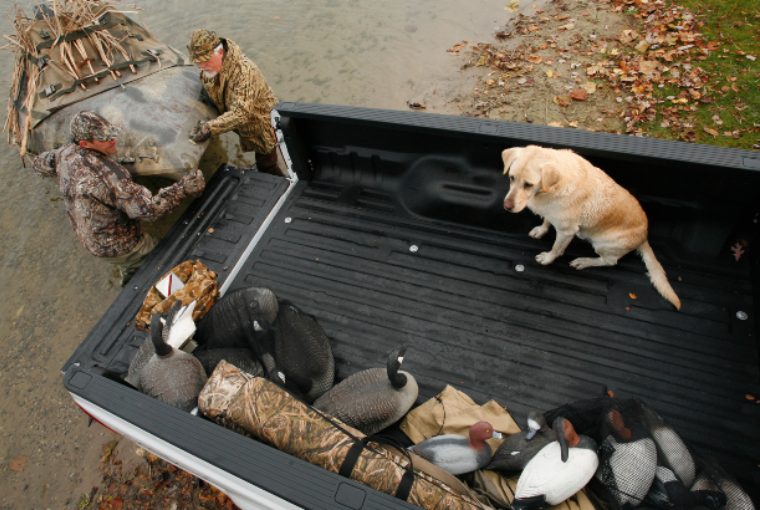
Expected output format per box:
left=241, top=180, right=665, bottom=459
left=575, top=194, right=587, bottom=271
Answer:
left=135, top=259, right=219, bottom=331
left=198, top=361, right=493, bottom=510
left=400, top=384, right=520, bottom=450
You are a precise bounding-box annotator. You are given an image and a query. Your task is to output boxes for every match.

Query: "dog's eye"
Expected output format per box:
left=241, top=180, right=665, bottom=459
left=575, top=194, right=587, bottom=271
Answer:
left=509, top=175, right=515, bottom=182
left=524, top=182, right=533, bottom=189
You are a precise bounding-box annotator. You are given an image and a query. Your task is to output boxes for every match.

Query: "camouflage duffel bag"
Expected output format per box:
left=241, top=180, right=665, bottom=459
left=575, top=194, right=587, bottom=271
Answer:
left=135, top=259, right=220, bottom=331
left=199, top=361, right=492, bottom=510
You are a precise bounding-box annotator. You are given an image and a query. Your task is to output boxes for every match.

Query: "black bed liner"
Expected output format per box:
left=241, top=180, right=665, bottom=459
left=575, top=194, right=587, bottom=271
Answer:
left=64, top=103, right=760, bottom=507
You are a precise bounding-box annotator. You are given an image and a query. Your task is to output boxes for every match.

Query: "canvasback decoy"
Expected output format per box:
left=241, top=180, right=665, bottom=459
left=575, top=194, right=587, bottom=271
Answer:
left=410, top=420, right=501, bottom=475
left=486, top=411, right=552, bottom=472
left=314, top=346, right=417, bottom=434
left=595, top=407, right=657, bottom=508
left=641, top=403, right=696, bottom=487
left=646, top=465, right=726, bottom=510
left=512, top=417, right=598, bottom=510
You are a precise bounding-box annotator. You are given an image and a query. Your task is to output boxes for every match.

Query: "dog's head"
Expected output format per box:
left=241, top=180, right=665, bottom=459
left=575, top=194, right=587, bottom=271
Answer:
left=502, top=145, right=561, bottom=213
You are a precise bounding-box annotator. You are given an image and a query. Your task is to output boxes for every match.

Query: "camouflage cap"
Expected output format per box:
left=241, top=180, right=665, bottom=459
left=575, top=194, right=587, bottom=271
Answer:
left=70, top=111, right=119, bottom=142
left=188, top=29, right=221, bottom=62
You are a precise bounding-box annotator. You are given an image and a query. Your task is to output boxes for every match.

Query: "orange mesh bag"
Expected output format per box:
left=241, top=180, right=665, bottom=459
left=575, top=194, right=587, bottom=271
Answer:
left=135, top=259, right=219, bottom=331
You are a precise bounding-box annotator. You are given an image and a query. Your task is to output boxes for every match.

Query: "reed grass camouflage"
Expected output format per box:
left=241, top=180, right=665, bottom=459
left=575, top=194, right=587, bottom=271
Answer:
left=188, top=29, right=221, bottom=62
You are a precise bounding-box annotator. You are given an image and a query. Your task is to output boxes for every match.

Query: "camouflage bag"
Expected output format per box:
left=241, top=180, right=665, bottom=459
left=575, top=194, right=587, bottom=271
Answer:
left=198, top=361, right=492, bottom=510
left=135, top=259, right=219, bottom=331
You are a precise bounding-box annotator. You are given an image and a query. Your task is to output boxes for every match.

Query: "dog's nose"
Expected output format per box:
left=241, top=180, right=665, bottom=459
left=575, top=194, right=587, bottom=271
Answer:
left=503, top=199, right=513, bottom=211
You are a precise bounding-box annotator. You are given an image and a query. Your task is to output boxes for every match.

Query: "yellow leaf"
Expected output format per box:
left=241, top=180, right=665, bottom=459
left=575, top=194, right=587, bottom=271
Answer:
left=546, top=69, right=554, bottom=78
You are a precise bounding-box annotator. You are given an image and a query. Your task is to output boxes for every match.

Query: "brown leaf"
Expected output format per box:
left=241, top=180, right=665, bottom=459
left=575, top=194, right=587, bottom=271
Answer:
left=553, top=95, right=571, bottom=107
left=446, top=41, right=467, bottom=54
left=628, top=292, right=638, bottom=300
left=9, top=455, right=27, bottom=472
left=570, top=88, right=589, bottom=101
left=703, top=127, right=719, bottom=137
left=406, top=101, right=427, bottom=110
left=619, top=29, right=639, bottom=45
left=526, top=54, right=543, bottom=64
left=731, top=242, right=746, bottom=261
left=746, top=393, right=756, bottom=401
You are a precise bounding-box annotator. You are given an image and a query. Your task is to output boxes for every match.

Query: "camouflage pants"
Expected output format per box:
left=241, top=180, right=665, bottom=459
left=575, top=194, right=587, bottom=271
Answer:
left=105, top=233, right=157, bottom=284
left=237, top=113, right=277, bottom=154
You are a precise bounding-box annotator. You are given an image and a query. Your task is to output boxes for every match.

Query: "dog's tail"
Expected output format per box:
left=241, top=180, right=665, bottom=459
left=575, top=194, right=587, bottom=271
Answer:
left=638, top=241, right=681, bottom=310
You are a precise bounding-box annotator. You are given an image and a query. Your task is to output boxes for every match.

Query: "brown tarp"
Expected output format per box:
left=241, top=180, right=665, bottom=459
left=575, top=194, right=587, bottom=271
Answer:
left=198, top=361, right=493, bottom=510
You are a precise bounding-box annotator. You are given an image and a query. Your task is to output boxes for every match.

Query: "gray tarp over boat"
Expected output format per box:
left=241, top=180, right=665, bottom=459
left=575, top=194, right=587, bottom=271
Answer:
left=7, top=8, right=215, bottom=180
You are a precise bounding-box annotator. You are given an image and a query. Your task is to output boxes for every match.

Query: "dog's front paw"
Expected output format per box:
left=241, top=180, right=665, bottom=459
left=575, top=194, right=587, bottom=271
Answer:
left=529, top=225, right=549, bottom=239
left=535, top=252, right=556, bottom=265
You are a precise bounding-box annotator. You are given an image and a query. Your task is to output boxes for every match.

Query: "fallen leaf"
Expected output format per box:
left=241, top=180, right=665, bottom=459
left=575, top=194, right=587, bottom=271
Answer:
left=406, top=101, right=427, bottom=110
left=527, top=24, right=540, bottom=32
left=559, top=23, right=576, bottom=31
left=703, top=127, right=719, bottom=137
left=527, top=54, right=543, bottom=64
left=570, top=88, right=589, bottom=101
left=547, top=121, right=564, bottom=127
left=553, top=95, right=571, bottom=107
left=731, top=242, right=746, bottom=261
left=545, top=69, right=554, bottom=78
left=517, top=77, right=527, bottom=85
left=746, top=55, right=757, bottom=62
left=581, top=81, right=597, bottom=94
left=446, top=41, right=468, bottom=54
left=505, top=0, right=520, bottom=12
left=635, top=40, right=651, bottom=53
left=9, top=455, right=27, bottom=472
left=639, top=60, right=659, bottom=76
left=746, top=393, right=756, bottom=401
left=619, top=29, right=639, bottom=45
left=207, top=227, right=215, bottom=234
left=628, top=292, right=638, bottom=300
left=568, top=121, right=579, bottom=128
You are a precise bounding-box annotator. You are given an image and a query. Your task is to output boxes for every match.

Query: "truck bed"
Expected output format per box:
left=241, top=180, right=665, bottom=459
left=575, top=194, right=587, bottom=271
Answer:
left=64, top=103, right=760, bottom=508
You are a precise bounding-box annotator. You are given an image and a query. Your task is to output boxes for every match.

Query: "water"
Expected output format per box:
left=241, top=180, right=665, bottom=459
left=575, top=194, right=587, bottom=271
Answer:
left=0, top=1, right=523, bottom=507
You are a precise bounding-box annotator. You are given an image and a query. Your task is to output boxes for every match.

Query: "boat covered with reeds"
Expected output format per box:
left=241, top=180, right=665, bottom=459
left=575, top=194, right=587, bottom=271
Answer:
left=5, top=1, right=215, bottom=180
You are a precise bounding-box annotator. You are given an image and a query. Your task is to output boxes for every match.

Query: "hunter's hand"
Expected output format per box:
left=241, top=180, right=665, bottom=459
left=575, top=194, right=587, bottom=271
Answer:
left=189, top=122, right=211, bottom=143
left=182, top=169, right=206, bottom=196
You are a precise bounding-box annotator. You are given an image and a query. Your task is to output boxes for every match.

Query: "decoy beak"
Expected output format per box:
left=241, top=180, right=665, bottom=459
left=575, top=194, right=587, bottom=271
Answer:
left=553, top=417, right=569, bottom=462
left=150, top=312, right=172, bottom=357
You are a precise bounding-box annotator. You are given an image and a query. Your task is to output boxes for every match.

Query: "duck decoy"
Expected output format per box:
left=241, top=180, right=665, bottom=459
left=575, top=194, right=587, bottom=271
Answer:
left=138, top=308, right=208, bottom=411
left=693, top=461, right=754, bottom=510
left=513, top=417, right=599, bottom=510
left=410, top=421, right=501, bottom=475
left=595, top=407, right=658, bottom=508
left=640, top=403, right=696, bottom=487
left=313, top=346, right=418, bottom=435
left=194, top=287, right=279, bottom=349
left=486, top=411, right=552, bottom=472
left=646, top=465, right=726, bottom=510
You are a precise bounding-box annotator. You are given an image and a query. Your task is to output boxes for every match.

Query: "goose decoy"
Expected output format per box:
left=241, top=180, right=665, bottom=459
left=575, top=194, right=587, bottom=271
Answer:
left=486, top=411, right=552, bottom=472
left=269, top=300, right=334, bottom=403
left=410, top=421, right=501, bottom=475
left=193, top=347, right=264, bottom=377
left=693, top=462, right=754, bottom=510
left=513, top=417, right=599, bottom=510
left=194, top=287, right=279, bottom=349
left=595, top=407, right=658, bottom=508
left=313, top=346, right=418, bottom=435
left=641, top=403, right=696, bottom=487
left=138, top=310, right=208, bottom=411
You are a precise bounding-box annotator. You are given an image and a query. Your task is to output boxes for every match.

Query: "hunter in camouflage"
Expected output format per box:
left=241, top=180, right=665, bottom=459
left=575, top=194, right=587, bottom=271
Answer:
left=31, top=111, right=206, bottom=283
left=187, top=29, right=283, bottom=175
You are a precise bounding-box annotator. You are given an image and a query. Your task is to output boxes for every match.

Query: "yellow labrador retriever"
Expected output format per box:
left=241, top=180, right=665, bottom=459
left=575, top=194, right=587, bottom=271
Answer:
left=502, top=145, right=681, bottom=310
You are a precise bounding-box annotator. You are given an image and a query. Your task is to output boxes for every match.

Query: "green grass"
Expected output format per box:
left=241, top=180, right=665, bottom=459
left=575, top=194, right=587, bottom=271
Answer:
left=642, top=0, right=759, bottom=149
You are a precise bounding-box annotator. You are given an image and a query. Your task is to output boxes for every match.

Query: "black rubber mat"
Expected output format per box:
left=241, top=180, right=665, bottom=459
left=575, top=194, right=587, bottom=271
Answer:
left=233, top=177, right=759, bottom=492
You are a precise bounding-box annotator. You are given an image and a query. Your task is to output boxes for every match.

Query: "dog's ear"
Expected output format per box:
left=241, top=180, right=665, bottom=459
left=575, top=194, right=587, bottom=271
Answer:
left=540, top=163, right=561, bottom=193
left=501, top=148, right=519, bottom=175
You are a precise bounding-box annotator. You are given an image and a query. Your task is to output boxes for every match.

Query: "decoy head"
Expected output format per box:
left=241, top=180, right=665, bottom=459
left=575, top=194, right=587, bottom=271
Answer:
left=386, top=345, right=408, bottom=389
left=607, top=408, right=633, bottom=441
left=525, top=411, right=546, bottom=440
left=149, top=311, right=173, bottom=357
left=469, top=421, right=500, bottom=447
left=552, top=416, right=580, bottom=462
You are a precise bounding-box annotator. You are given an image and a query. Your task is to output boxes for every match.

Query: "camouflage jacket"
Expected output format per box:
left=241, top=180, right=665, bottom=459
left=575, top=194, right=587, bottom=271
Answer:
left=200, top=39, right=277, bottom=153
left=32, top=144, right=191, bottom=258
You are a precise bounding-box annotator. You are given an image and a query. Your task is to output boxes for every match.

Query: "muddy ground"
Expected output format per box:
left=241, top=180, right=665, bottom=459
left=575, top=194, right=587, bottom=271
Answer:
left=0, top=1, right=655, bottom=509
